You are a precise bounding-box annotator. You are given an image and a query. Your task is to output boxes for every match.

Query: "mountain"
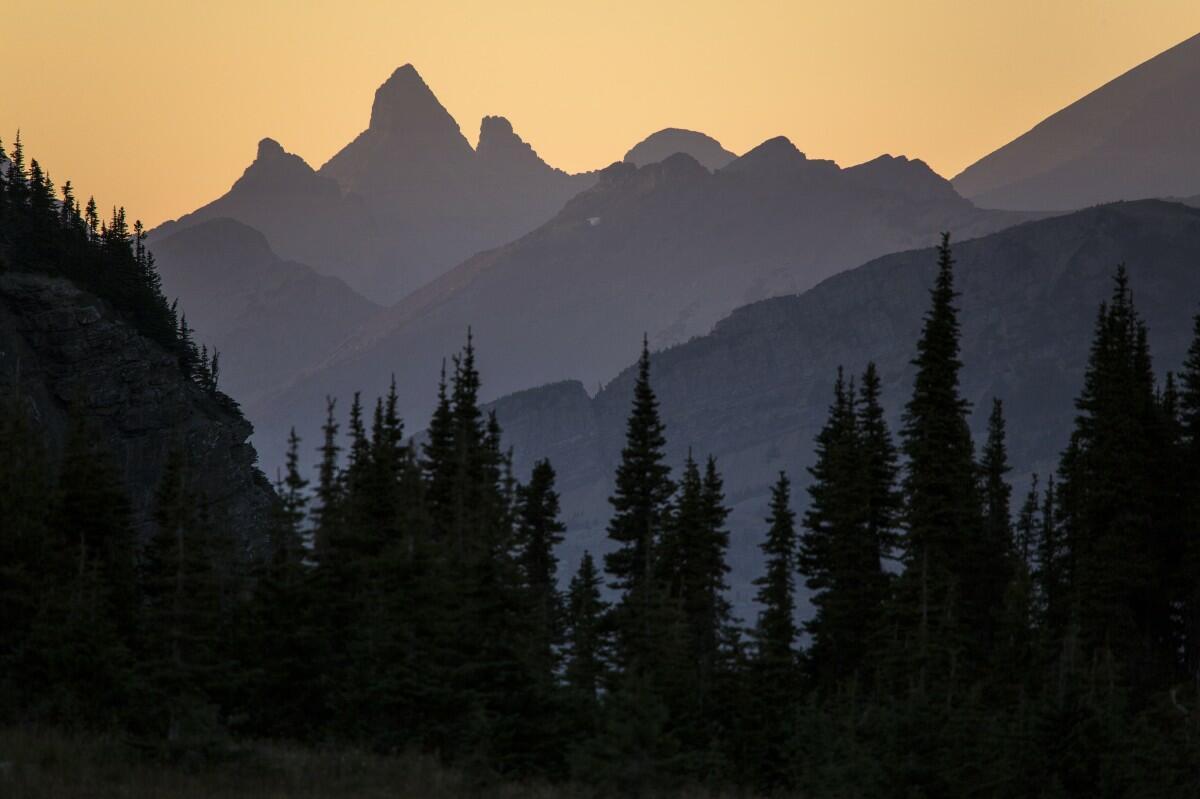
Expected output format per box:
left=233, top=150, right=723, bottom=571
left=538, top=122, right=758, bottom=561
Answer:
left=252, top=139, right=1030, bottom=472
left=152, top=218, right=382, bottom=408
left=953, top=32, right=1200, bottom=210
left=624, top=128, right=737, bottom=170
left=154, top=65, right=594, bottom=301
left=150, top=138, right=379, bottom=292
left=0, top=271, right=273, bottom=544
left=490, top=200, right=1200, bottom=612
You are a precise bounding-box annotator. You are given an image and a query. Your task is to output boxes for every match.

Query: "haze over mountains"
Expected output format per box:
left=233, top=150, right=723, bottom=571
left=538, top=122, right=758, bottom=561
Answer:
left=490, top=199, right=1200, bottom=610
left=145, top=32, right=1200, bottom=501
left=252, top=138, right=1029, bottom=468
left=953, top=32, right=1200, bottom=210
left=152, top=219, right=380, bottom=408
left=153, top=65, right=593, bottom=301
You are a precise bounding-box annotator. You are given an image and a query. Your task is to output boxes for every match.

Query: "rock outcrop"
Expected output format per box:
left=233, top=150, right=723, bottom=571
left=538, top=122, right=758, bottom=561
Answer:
left=0, top=272, right=273, bottom=550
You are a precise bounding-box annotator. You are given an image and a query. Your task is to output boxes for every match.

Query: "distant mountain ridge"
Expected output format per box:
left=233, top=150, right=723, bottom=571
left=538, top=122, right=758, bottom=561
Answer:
left=624, top=128, right=737, bottom=171
left=488, top=200, right=1200, bottom=612
left=153, top=65, right=594, bottom=301
left=953, top=32, right=1200, bottom=210
left=249, top=137, right=1031, bottom=474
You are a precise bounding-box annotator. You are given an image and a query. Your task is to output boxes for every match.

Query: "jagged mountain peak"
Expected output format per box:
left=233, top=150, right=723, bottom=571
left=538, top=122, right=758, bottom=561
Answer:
left=368, top=63, right=457, bottom=134
left=476, top=115, right=554, bottom=174
left=229, top=137, right=330, bottom=196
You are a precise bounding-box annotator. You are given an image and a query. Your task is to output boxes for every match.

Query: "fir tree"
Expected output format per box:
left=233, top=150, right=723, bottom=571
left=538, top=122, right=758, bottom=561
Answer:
left=604, top=337, right=675, bottom=671
left=515, top=458, right=567, bottom=683
left=800, top=368, right=886, bottom=684
left=896, top=233, right=987, bottom=683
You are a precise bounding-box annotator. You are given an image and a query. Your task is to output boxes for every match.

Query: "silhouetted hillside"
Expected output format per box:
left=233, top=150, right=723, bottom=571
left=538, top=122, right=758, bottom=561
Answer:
left=953, top=32, right=1200, bottom=209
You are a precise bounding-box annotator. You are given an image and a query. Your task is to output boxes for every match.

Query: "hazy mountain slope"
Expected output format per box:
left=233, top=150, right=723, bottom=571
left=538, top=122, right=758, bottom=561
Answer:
left=155, top=65, right=594, bottom=302
left=252, top=139, right=1030, bottom=472
left=150, top=139, right=380, bottom=292
left=153, top=219, right=381, bottom=408
left=624, top=128, right=737, bottom=170
left=491, top=200, right=1200, bottom=611
left=953, top=32, right=1200, bottom=210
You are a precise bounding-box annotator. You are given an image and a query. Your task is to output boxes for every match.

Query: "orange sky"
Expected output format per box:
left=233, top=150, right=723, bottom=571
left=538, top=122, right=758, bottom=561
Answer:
left=4, top=1, right=1200, bottom=228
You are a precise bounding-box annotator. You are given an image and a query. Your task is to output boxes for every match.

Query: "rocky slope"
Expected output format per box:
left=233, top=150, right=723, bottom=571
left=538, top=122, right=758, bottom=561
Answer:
left=0, top=272, right=273, bottom=548
left=490, top=200, right=1200, bottom=612
left=253, top=139, right=1031, bottom=474
left=953, top=32, right=1200, bottom=210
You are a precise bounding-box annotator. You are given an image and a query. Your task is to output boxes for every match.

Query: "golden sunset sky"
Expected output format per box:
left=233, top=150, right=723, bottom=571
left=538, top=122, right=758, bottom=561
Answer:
left=4, top=1, right=1200, bottom=227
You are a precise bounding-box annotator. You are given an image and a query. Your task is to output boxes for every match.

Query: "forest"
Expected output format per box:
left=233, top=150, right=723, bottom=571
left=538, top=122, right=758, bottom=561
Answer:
left=2, top=143, right=1200, bottom=798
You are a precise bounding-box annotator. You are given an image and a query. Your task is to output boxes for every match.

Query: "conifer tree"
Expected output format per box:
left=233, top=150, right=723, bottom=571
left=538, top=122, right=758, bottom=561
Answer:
left=800, top=368, right=885, bottom=684
left=896, top=233, right=987, bottom=681
left=858, top=362, right=901, bottom=559
left=753, top=472, right=798, bottom=666
left=745, top=472, right=801, bottom=791
left=975, top=397, right=1016, bottom=645
left=605, top=337, right=675, bottom=671
left=516, top=459, right=567, bottom=683
left=1055, top=267, right=1173, bottom=681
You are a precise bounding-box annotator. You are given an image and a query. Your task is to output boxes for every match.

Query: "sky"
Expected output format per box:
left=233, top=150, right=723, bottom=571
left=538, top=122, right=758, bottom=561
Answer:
left=4, top=1, right=1200, bottom=228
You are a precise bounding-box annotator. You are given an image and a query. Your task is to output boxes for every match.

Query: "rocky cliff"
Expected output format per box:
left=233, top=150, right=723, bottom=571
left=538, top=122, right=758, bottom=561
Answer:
left=0, top=272, right=273, bottom=550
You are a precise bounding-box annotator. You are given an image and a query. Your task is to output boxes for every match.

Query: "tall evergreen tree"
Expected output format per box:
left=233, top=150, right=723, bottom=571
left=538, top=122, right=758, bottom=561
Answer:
left=604, top=337, right=675, bottom=672
left=896, top=233, right=987, bottom=683
left=1055, top=267, right=1175, bottom=683
left=515, top=459, right=567, bottom=684
left=800, top=368, right=886, bottom=684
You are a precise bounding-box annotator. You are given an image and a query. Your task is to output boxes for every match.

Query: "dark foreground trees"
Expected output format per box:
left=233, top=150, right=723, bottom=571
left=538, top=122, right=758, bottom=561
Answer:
left=2, top=167, right=1199, bottom=798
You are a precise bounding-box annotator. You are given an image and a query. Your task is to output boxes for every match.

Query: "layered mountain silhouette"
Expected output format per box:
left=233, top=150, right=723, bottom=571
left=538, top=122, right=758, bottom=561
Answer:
left=490, top=200, right=1200, bottom=610
left=624, top=128, right=737, bottom=170
left=953, top=32, right=1200, bottom=210
left=250, top=139, right=1029, bottom=470
left=153, top=65, right=593, bottom=301
left=153, top=219, right=380, bottom=408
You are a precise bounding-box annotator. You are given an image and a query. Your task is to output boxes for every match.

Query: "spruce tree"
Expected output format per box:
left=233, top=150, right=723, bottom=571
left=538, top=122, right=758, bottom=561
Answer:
left=800, top=368, right=885, bottom=684
left=896, top=233, right=987, bottom=682
left=858, top=361, right=902, bottom=560
left=515, top=459, right=567, bottom=684
left=1055, top=267, right=1173, bottom=681
left=604, top=337, right=675, bottom=671
left=976, top=397, right=1016, bottom=646
left=747, top=472, right=800, bottom=791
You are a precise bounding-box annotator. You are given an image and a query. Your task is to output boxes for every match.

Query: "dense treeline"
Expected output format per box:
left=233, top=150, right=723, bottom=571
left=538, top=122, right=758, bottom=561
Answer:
left=2, top=145, right=1200, bottom=796
left=0, top=135, right=221, bottom=391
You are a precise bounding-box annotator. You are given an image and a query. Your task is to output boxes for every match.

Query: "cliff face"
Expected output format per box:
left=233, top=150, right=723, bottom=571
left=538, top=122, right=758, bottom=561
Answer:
left=0, top=272, right=273, bottom=550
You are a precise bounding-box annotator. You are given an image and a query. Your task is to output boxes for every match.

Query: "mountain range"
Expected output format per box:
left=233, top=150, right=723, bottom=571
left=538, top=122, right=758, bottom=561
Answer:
left=490, top=200, right=1200, bottom=611
left=152, top=65, right=594, bottom=302
left=249, top=139, right=1030, bottom=469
